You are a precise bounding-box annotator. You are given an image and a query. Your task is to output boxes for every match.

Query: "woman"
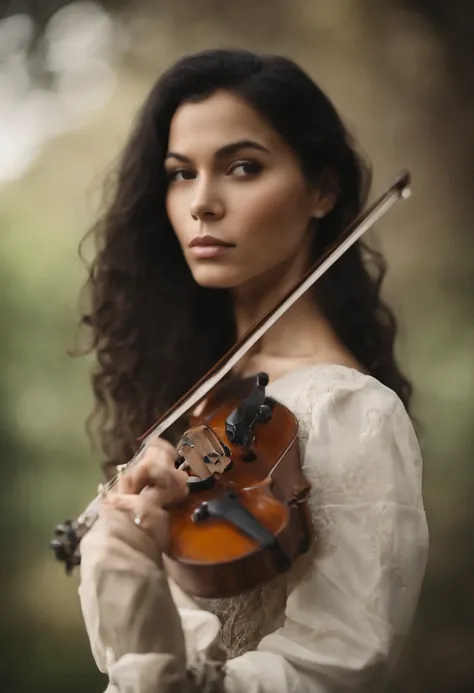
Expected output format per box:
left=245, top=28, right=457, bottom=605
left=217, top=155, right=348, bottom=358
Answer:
left=77, top=49, right=429, bottom=692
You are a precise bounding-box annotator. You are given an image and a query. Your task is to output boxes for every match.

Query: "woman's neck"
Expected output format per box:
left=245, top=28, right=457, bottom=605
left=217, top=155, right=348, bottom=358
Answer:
left=230, top=250, right=361, bottom=378
left=232, top=242, right=310, bottom=339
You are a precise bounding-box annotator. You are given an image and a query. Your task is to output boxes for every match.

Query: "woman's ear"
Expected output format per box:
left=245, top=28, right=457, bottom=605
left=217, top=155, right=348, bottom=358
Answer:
left=311, top=168, right=339, bottom=219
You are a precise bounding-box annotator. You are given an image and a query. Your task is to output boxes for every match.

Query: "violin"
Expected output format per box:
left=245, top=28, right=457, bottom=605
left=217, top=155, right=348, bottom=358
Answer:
left=51, top=172, right=411, bottom=598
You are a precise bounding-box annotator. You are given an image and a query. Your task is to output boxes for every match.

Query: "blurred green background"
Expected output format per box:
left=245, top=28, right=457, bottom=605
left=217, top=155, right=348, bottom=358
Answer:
left=1, top=1, right=473, bottom=692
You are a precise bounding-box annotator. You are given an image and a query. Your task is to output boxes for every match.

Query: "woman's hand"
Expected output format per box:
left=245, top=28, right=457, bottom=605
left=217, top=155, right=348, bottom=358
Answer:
left=100, top=437, right=189, bottom=565
left=78, top=438, right=190, bottom=674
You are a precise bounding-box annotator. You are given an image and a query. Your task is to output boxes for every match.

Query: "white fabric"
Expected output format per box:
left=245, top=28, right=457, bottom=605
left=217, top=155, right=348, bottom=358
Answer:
left=79, top=364, right=429, bottom=693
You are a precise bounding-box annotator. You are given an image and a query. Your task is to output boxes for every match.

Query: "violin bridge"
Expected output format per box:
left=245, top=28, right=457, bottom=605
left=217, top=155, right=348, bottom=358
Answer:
left=177, top=424, right=232, bottom=480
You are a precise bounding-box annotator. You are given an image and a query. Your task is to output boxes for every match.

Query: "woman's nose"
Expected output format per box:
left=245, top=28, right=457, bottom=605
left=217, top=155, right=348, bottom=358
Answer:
left=190, top=181, right=225, bottom=221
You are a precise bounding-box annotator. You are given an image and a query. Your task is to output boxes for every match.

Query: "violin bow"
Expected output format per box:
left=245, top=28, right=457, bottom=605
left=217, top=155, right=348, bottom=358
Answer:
left=53, top=170, right=411, bottom=545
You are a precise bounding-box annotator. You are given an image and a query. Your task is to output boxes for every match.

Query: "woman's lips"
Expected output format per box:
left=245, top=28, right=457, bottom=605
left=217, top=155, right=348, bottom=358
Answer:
left=189, top=245, right=234, bottom=259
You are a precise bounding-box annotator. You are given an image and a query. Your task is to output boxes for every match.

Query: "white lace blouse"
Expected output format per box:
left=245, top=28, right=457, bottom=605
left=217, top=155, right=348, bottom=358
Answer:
left=79, top=364, right=429, bottom=693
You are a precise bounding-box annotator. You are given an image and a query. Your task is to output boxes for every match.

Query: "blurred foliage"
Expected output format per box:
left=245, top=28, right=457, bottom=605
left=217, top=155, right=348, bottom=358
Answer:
left=398, top=0, right=474, bottom=101
left=1, top=1, right=473, bottom=692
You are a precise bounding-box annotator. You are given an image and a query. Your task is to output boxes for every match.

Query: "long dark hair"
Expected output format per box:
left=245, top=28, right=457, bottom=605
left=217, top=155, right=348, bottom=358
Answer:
left=78, top=49, right=413, bottom=465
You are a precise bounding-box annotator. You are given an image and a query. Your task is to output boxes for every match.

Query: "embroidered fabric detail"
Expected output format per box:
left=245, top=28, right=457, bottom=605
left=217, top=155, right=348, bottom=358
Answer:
left=195, top=573, right=288, bottom=658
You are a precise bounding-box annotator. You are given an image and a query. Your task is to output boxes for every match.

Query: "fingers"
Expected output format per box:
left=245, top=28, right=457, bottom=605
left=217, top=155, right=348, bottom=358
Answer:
left=99, top=439, right=185, bottom=561
left=105, top=492, right=165, bottom=524
left=102, top=494, right=170, bottom=553
left=114, top=438, right=188, bottom=507
left=116, top=474, right=134, bottom=494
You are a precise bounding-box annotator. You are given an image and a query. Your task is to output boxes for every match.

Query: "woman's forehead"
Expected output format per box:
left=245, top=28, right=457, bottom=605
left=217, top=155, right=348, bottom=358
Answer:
left=167, top=90, right=281, bottom=154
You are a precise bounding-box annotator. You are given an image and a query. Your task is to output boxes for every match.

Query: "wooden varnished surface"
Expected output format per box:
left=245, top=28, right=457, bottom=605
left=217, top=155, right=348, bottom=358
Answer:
left=167, top=395, right=298, bottom=565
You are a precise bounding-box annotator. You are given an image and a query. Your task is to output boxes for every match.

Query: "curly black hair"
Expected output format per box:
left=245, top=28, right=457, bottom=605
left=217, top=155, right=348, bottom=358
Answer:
left=77, top=49, right=413, bottom=465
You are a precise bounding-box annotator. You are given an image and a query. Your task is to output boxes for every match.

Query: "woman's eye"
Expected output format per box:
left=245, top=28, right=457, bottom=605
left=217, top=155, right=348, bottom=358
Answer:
left=229, top=161, right=263, bottom=178
left=167, top=169, right=195, bottom=182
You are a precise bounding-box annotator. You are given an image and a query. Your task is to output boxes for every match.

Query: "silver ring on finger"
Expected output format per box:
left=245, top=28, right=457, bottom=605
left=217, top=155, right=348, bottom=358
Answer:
left=133, top=512, right=145, bottom=528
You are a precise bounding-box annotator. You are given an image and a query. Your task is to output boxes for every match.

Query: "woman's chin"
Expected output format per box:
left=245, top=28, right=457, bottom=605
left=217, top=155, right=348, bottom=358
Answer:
left=191, top=266, right=242, bottom=289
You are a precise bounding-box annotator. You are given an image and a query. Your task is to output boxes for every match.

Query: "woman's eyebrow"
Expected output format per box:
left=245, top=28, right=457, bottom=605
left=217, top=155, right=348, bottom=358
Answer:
left=165, top=139, right=271, bottom=164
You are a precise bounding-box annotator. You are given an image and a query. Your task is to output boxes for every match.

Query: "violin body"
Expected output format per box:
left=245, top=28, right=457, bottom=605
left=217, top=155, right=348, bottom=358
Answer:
left=164, top=375, right=313, bottom=598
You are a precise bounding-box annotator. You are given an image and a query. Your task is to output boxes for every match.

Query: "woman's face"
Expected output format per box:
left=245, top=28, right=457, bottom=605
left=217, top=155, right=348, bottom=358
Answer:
left=165, top=90, right=326, bottom=290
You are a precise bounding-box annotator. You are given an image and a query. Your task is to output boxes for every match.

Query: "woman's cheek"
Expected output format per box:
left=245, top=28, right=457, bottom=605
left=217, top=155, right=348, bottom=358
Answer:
left=240, top=189, right=294, bottom=247
left=166, top=183, right=191, bottom=216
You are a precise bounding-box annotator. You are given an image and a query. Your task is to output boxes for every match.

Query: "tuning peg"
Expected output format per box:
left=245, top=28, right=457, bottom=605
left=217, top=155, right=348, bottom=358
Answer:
left=50, top=538, right=70, bottom=562
left=54, top=523, right=69, bottom=536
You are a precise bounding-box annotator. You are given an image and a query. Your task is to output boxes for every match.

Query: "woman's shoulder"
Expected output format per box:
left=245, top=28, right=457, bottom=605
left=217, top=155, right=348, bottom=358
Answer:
left=267, top=362, right=403, bottom=418
left=267, top=362, right=418, bottom=467
left=268, top=363, right=423, bottom=511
